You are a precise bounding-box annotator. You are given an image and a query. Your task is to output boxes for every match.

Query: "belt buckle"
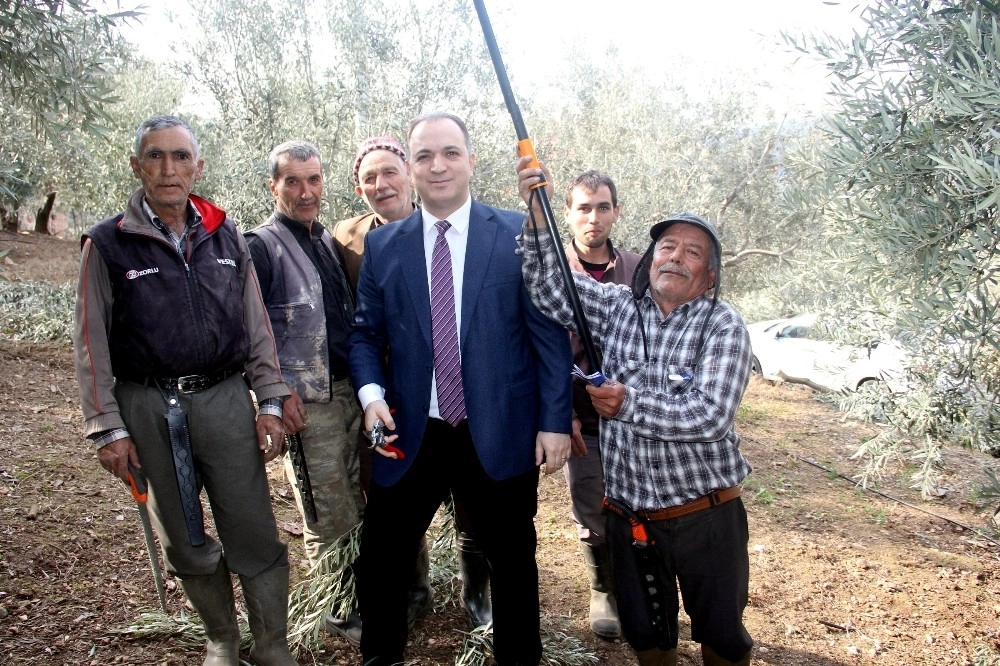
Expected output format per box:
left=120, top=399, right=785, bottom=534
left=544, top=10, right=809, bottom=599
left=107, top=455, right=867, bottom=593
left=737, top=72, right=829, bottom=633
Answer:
left=175, top=375, right=204, bottom=393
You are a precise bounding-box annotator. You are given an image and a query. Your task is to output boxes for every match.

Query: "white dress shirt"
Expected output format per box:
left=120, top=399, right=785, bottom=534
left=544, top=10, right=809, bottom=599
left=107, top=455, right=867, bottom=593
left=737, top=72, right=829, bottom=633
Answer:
left=358, top=197, right=473, bottom=422
left=422, top=197, right=471, bottom=420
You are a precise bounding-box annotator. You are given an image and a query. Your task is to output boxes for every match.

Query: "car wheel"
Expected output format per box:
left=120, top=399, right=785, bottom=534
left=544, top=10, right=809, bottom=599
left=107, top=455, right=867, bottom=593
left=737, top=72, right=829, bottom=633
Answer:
left=855, top=378, right=883, bottom=392
left=855, top=378, right=890, bottom=423
left=751, top=356, right=762, bottom=374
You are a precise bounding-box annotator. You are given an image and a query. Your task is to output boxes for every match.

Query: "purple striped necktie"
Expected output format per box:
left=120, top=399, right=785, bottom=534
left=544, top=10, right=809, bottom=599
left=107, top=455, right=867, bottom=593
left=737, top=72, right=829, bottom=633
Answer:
left=430, top=220, right=466, bottom=426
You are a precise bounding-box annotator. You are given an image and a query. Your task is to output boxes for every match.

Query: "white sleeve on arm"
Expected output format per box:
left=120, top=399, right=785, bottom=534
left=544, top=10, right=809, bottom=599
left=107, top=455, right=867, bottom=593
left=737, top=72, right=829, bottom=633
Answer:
left=357, top=383, right=386, bottom=411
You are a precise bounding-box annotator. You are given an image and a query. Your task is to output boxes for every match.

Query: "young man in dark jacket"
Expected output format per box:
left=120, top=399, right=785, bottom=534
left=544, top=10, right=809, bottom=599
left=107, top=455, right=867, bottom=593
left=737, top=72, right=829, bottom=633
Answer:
left=560, top=171, right=640, bottom=640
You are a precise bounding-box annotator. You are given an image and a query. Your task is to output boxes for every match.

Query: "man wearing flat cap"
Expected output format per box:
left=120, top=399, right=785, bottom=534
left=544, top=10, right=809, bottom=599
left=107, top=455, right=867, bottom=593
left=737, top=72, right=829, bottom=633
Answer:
left=516, top=157, right=754, bottom=666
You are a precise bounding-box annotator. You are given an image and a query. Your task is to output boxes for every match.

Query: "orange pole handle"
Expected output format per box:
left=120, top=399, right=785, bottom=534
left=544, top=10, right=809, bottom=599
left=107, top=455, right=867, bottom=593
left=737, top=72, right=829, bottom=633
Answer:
left=517, top=138, right=546, bottom=191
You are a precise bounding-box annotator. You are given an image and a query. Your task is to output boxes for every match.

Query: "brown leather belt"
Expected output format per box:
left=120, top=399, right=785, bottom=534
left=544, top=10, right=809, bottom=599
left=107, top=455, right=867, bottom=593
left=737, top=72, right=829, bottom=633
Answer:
left=638, top=486, right=742, bottom=522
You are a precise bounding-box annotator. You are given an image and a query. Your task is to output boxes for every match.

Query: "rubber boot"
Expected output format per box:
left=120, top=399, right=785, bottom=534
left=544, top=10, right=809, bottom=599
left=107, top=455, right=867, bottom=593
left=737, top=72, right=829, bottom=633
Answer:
left=636, top=647, right=678, bottom=666
left=702, top=644, right=751, bottom=666
left=325, top=563, right=362, bottom=646
left=239, top=564, right=298, bottom=666
left=325, top=607, right=362, bottom=647
left=457, top=529, right=492, bottom=627
left=581, top=543, right=621, bottom=639
left=178, top=560, right=241, bottom=666
left=406, top=534, right=434, bottom=627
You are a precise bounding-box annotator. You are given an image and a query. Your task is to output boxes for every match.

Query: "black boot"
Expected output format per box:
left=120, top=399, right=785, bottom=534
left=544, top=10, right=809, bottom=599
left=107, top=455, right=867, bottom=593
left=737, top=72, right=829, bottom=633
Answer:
left=637, top=647, right=678, bottom=666
left=406, top=534, right=434, bottom=626
left=457, top=529, right=492, bottom=627
left=239, top=564, right=298, bottom=665
left=325, top=608, right=362, bottom=647
left=326, top=563, right=362, bottom=647
left=701, top=644, right=751, bottom=666
left=581, top=543, right=621, bottom=639
left=178, top=560, right=241, bottom=666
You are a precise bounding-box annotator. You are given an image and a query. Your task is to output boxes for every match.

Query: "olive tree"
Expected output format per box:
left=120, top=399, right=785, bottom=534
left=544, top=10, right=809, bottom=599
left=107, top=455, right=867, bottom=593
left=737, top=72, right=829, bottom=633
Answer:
left=784, top=0, right=1000, bottom=493
left=0, top=0, right=138, bottom=229
left=521, top=56, right=814, bottom=315
left=177, top=0, right=509, bottom=228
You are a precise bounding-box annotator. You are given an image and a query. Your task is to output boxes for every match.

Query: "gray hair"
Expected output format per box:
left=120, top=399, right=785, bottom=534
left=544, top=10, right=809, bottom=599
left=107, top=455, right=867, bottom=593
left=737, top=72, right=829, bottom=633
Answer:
left=268, top=140, right=322, bottom=180
left=406, top=112, right=473, bottom=153
left=133, top=115, right=200, bottom=159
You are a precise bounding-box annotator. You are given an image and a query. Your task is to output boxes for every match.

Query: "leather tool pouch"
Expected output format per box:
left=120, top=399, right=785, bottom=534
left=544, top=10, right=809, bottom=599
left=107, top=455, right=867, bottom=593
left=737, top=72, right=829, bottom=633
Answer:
left=164, top=393, right=206, bottom=547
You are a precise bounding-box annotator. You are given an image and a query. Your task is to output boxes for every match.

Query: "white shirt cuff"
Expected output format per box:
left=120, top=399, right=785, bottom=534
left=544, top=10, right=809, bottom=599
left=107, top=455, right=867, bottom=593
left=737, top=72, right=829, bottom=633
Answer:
left=357, top=383, right=386, bottom=411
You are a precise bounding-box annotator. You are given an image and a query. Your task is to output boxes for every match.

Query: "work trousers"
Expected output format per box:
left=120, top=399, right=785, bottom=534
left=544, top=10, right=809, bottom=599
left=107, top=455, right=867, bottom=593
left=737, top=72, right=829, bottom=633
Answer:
left=563, top=431, right=606, bottom=546
left=283, top=378, right=363, bottom=564
left=607, top=497, right=752, bottom=662
left=358, top=418, right=542, bottom=666
left=116, top=373, right=287, bottom=578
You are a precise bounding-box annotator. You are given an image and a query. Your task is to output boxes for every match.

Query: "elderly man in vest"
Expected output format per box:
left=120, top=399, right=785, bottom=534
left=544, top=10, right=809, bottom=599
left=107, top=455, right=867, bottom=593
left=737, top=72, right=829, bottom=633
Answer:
left=246, top=140, right=362, bottom=567
left=74, top=115, right=297, bottom=665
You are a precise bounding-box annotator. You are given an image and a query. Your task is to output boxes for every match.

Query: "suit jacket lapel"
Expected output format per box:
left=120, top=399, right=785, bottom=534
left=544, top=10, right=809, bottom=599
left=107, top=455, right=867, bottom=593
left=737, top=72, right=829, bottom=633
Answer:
left=398, top=211, right=433, bottom=349
left=460, top=201, right=497, bottom=348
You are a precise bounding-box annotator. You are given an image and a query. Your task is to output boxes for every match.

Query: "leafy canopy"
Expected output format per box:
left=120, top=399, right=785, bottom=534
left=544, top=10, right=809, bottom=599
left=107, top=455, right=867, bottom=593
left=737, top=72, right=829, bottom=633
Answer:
left=785, top=0, right=1000, bottom=491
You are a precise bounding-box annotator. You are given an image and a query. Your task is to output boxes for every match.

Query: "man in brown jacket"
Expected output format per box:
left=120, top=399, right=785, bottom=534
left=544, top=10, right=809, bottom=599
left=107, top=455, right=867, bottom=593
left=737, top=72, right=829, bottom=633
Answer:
left=332, top=136, right=416, bottom=289
left=73, top=115, right=297, bottom=666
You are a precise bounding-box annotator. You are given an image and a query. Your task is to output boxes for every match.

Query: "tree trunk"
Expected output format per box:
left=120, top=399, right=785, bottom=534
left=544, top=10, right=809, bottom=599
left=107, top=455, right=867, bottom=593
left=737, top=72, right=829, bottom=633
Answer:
left=1, top=206, right=16, bottom=232
left=34, top=192, right=57, bottom=234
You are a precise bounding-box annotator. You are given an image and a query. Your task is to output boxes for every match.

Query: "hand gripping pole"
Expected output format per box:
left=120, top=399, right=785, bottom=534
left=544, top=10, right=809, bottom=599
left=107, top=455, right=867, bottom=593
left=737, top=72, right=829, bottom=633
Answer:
left=472, top=0, right=605, bottom=385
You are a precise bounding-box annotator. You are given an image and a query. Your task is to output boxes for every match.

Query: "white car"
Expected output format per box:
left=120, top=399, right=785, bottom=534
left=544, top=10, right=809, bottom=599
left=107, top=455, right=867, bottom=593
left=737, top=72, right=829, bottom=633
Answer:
left=747, top=314, right=908, bottom=393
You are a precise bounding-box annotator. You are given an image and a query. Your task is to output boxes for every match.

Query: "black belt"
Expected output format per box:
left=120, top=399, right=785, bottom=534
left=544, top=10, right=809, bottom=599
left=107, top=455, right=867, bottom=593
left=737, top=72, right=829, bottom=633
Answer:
left=139, top=369, right=240, bottom=394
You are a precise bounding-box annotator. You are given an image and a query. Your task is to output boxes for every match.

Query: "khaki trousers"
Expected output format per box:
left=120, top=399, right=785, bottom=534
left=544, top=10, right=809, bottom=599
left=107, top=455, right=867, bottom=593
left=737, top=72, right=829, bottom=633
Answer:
left=283, top=378, right=363, bottom=564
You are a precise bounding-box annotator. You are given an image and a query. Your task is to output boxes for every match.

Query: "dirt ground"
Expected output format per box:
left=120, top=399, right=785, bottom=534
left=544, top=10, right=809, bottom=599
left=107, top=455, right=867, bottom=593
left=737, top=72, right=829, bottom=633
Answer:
left=2, top=230, right=1000, bottom=666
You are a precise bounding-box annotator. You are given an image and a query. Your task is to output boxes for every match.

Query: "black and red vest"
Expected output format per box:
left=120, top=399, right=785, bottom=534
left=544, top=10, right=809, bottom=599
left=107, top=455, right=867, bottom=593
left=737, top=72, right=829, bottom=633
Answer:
left=84, top=192, right=249, bottom=380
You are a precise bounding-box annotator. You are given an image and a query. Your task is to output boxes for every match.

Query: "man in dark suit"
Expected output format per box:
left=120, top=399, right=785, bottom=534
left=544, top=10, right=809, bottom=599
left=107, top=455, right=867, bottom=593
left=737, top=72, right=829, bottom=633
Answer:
left=347, top=112, right=573, bottom=666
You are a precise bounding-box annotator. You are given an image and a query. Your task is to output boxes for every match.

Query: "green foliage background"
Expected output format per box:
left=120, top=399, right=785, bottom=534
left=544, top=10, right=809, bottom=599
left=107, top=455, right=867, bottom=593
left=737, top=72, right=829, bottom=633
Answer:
left=2, top=0, right=998, bottom=492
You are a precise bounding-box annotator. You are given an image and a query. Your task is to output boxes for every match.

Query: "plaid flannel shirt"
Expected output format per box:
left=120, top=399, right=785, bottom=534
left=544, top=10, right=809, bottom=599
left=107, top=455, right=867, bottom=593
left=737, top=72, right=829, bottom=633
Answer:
left=519, top=222, right=752, bottom=510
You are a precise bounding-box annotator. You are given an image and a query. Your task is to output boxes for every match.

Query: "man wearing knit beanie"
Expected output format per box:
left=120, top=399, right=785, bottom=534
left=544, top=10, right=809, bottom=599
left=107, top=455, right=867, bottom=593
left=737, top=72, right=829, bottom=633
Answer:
left=328, top=135, right=495, bottom=646
left=332, top=137, right=413, bottom=289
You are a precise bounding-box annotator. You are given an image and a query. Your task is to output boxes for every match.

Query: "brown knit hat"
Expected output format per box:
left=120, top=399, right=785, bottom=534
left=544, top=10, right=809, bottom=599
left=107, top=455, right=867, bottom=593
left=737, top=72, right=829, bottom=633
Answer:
left=352, top=136, right=406, bottom=185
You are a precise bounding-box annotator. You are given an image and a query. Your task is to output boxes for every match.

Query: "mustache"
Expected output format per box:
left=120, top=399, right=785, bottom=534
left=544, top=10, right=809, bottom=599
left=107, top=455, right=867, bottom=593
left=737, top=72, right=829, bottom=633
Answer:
left=657, top=262, right=691, bottom=278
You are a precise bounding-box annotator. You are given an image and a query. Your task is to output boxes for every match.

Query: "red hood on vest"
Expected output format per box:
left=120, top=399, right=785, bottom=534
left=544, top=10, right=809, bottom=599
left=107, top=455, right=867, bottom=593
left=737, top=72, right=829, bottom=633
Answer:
left=80, top=192, right=231, bottom=252
left=190, top=194, right=228, bottom=233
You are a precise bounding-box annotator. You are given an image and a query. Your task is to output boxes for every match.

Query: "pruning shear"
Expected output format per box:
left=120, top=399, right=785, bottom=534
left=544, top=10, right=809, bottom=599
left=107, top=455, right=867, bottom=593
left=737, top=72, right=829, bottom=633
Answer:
left=367, top=418, right=405, bottom=459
